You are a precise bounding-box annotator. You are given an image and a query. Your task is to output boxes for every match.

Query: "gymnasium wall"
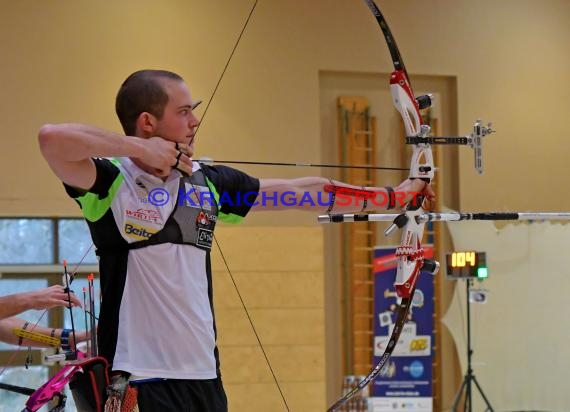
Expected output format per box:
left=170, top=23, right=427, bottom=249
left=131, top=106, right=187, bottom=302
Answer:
left=1, top=1, right=568, bottom=410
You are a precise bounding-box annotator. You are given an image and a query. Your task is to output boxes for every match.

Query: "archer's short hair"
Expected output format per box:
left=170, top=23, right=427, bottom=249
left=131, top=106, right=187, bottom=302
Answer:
left=115, top=69, right=183, bottom=136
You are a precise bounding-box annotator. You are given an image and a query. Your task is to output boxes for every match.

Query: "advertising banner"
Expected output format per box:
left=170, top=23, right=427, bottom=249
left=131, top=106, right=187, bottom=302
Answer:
left=370, top=246, right=434, bottom=412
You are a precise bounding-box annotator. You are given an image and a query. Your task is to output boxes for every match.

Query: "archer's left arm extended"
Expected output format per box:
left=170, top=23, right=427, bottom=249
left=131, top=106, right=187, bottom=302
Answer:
left=253, top=177, right=433, bottom=212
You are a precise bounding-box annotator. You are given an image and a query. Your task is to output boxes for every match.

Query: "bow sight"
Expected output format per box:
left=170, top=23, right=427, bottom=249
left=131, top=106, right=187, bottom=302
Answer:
left=405, top=95, right=495, bottom=175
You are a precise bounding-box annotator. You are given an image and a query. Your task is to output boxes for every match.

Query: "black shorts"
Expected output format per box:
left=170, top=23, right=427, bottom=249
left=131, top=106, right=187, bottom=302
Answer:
left=134, top=377, right=228, bottom=412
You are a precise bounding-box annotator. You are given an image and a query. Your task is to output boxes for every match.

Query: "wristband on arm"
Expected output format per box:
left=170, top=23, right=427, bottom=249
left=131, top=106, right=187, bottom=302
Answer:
left=60, top=328, right=72, bottom=351
left=18, top=321, right=30, bottom=346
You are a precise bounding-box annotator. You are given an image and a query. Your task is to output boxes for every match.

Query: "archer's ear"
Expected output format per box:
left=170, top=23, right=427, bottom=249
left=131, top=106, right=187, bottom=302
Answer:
left=136, top=112, right=157, bottom=137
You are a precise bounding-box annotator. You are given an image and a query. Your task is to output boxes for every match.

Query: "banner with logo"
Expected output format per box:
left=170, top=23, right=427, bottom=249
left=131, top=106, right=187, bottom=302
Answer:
left=370, top=246, right=434, bottom=412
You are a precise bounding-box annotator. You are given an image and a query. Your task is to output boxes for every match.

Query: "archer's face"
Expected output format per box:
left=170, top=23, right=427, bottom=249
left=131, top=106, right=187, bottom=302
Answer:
left=153, top=79, right=200, bottom=157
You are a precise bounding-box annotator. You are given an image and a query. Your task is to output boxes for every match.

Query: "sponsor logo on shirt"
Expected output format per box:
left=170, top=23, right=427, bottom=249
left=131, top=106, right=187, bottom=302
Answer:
left=124, top=221, right=159, bottom=241
left=197, top=228, right=213, bottom=248
left=196, top=211, right=217, bottom=227
left=125, top=208, right=163, bottom=224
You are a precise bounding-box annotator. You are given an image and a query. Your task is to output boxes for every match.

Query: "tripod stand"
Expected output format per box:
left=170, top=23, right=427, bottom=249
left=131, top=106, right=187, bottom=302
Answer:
left=451, top=278, right=494, bottom=412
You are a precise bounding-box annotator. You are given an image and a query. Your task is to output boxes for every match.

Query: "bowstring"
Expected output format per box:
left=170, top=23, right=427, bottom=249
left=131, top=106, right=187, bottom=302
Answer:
left=190, top=0, right=290, bottom=409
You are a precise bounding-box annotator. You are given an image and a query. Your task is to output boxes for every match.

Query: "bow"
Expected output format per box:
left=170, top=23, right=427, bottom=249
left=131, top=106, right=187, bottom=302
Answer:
left=325, top=2, right=434, bottom=409
left=323, top=1, right=492, bottom=410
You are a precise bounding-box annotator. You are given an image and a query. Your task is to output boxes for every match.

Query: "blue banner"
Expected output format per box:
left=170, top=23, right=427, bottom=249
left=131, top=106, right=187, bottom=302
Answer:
left=371, top=246, right=434, bottom=411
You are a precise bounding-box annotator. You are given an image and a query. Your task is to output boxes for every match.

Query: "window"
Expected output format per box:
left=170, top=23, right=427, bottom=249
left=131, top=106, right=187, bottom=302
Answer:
left=0, top=218, right=97, bottom=266
left=0, top=219, right=53, bottom=264
left=0, top=217, right=98, bottom=408
left=58, top=219, right=97, bottom=266
left=0, top=366, right=48, bottom=411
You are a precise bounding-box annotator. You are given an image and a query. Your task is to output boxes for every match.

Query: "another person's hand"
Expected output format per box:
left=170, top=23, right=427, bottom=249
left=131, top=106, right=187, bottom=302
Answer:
left=26, top=285, right=82, bottom=311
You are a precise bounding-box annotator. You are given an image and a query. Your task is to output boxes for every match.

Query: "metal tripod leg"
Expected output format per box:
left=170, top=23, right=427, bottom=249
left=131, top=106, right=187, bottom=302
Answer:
left=451, top=375, right=468, bottom=412
left=451, top=373, right=494, bottom=412
left=472, top=374, right=494, bottom=411
left=450, top=279, right=495, bottom=412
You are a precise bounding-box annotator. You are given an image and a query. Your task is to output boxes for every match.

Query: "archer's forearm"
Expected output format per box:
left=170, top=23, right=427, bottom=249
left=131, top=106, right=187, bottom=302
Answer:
left=0, top=292, right=40, bottom=320
left=255, top=177, right=395, bottom=212
left=38, top=123, right=146, bottom=162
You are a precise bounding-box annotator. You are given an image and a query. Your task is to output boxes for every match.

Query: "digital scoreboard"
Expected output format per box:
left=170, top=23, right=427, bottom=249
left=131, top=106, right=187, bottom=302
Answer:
left=445, top=251, right=487, bottom=279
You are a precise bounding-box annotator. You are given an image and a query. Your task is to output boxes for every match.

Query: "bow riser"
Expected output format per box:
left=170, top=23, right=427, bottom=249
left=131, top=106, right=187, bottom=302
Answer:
left=395, top=261, right=422, bottom=298
left=395, top=221, right=425, bottom=298
left=390, top=71, right=423, bottom=135
left=390, top=70, right=432, bottom=296
left=410, top=146, right=434, bottom=180
left=390, top=72, right=434, bottom=181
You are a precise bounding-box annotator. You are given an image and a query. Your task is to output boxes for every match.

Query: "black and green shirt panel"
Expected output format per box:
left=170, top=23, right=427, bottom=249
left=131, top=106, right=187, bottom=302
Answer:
left=63, top=158, right=260, bottom=373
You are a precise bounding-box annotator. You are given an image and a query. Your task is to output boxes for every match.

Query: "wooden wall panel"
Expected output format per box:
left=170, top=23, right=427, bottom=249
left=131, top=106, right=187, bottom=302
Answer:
left=210, top=227, right=324, bottom=272
left=225, top=382, right=325, bottom=412
left=214, top=271, right=324, bottom=309
left=211, top=226, right=326, bottom=411
left=216, top=308, right=324, bottom=345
